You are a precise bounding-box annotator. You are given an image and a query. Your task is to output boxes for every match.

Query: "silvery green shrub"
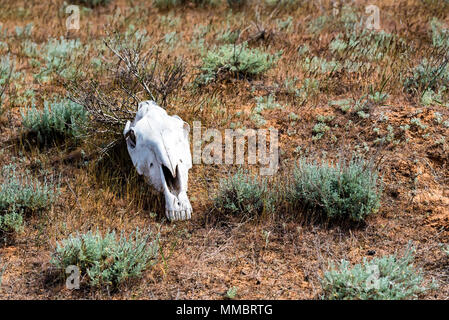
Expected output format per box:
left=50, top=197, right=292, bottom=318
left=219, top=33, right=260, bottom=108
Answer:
left=0, top=165, right=56, bottom=241
left=154, top=0, right=218, bottom=9
left=1, top=55, right=21, bottom=113
left=51, top=228, right=159, bottom=288
left=213, top=170, right=273, bottom=219
left=34, top=37, right=84, bottom=82
left=289, top=158, right=381, bottom=222
left=0, top=165, right=56, bottom=214
left=403, top=58, right=449, bottom=95
left=430, top=17, right=449, bottom=49
left=78, top=0, right=113, bottom=6
left=21, top=99, right=88, bottom=144
left=0, top=209, right=24, bottom=242
left=321, top=245, right=435, bottom=300
left=196, top=42, right=281, bottom=84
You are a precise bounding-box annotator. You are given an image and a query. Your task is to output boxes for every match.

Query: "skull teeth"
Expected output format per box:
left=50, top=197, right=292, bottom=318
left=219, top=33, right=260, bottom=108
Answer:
left=165, top=208, right=193, bottom=221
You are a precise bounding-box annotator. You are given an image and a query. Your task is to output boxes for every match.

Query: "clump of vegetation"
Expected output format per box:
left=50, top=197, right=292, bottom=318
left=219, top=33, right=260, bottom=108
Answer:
left=442, top=245, right=449, bottom=257
left=0, top=208, right=24, bottom=242
left=369, top=91, right=389, bottom=104
left=196, top=42, right=281, bottom=84
left=430, top=17, right=449, bottom=49
left=154, top=0, right=218, bottom=9
left=321, top=245, right=435, bottom=300
left=33, top=37, right=84, bottom=82
left=288, top=158, right=381, bottom=222
left=312, top=114, right=334, bottom=141
left=403, top=58, right=449, bottom=96
left=0, top=165, right=57, bottom=242
left=78, top=0, right=113, bottom=6
left=330, top=30, right=404, bottom=63
left=250, top=94, right=283, bottom=126
left=0, top=165, right=56, bottom=214
left=51, top=228, right=159, bottom=288
left=21, top=99, right=88, bottom=144
left=1, top=55, right=20, bottom=114
left=301, top=56, right=341, bottom=75
left=213, top=171, right=273, bottom=220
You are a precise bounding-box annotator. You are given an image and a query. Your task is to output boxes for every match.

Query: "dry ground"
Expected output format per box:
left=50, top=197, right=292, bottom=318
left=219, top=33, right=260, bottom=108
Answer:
left=0, top=0, right=448, bottom=299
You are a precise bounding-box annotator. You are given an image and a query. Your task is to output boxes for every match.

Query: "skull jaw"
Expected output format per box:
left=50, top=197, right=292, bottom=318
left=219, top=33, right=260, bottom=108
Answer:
left=163, top=189, right=192, bottom=221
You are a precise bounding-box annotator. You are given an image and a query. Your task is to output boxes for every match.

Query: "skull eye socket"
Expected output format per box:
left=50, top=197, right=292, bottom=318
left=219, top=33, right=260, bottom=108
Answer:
left=125, top=129, right=136, bottom=148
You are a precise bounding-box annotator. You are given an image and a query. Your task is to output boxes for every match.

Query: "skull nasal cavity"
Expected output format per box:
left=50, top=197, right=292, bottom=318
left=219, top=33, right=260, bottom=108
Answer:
left=162, top=164, right=181, bottom=197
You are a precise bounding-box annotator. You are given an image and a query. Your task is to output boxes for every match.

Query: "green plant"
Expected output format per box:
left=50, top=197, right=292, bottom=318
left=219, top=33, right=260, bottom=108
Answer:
left=442, top=244, right=449, bottom=256
left=321, top=245, right=435, bottom=299
left=225, top=286, right=238, bottom=299
left=33, top=37, right=84, bottom=82
left=301, top=56, right=341, bottom=75
left=403, top=58, right=449, bottom=96
left=154, top=0, right=218, bottom=9
left=196, top=42, right=281, bottom=85
left=430, top=17, right=449, bottom=49
left=21, top=99, right=88, bottom=144
left=14, top=23, right=33, bottom=38
left=312, top=114, right=334, bottom=140
left=289, top=158, right=381, bottom=222
left=51, top=228, right=159, bottom=288
left=78, top=0, right=113, bottom=6
left=369, top=91, right=389, bottom=104
left=0, top=165, right=57, bottom=214
left=0, top=164, right=56, bottom=242
left=1, top=55, right=20, bottom=113
left=410, top=117, right=428, bottom=130
left=330, top=29, right=403, bottom=63
left=216, top=27, right=240, bottom=44
left=213, top=170, right=273, bottom=219
left=0, top=208, right=24, bottom=242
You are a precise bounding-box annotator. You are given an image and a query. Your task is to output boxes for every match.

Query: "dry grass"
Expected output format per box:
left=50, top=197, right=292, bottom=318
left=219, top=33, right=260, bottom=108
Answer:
left=0, top=0, right=448, bottom=299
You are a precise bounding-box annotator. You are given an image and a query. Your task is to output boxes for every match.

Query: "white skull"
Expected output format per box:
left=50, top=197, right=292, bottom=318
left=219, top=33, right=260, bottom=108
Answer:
left=123, top=100, right=193, bottom=221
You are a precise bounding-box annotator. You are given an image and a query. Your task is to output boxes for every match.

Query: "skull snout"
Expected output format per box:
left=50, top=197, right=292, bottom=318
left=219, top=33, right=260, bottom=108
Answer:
left=161, top=164, right=192, bottom=221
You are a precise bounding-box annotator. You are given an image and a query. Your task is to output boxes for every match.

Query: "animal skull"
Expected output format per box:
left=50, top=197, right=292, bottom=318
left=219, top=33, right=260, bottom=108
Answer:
left=123, top=100, right=193, bottom=221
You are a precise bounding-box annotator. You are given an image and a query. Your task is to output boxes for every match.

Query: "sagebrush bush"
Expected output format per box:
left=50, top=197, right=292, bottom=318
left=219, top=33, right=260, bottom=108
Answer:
left=51, top=228, right=159, bottom=288
left=321, top=245, right=434, bottom=300
left=0, top=56, right=14, bottom=87
left=154, top=0, right=218, bottom=9
left=0, top=165, right=56, bottom=214
left=0, top=164, right=56, bottom=242
left=213, top=171, right=273, bottom=219
left=403, top=58, right=449, bottom=96
left=289, top=158, right=381, bottom=222
left=1, top=55, right=20, bottom=113
left=78, top=0, right=113, bottom=6
left=196, top=42, right=281, bottom=84
left=0, top=209, right=24, bottom=241
left=430, top=17, right=449, bottom=49
left=34, top=37, right=83, bottom=82
left=21, top=99, right=88, bottom=144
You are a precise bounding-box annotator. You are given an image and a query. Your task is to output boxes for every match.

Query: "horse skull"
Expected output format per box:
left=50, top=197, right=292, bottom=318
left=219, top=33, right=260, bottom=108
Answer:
left=123, top=100, right=192, bottom=221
